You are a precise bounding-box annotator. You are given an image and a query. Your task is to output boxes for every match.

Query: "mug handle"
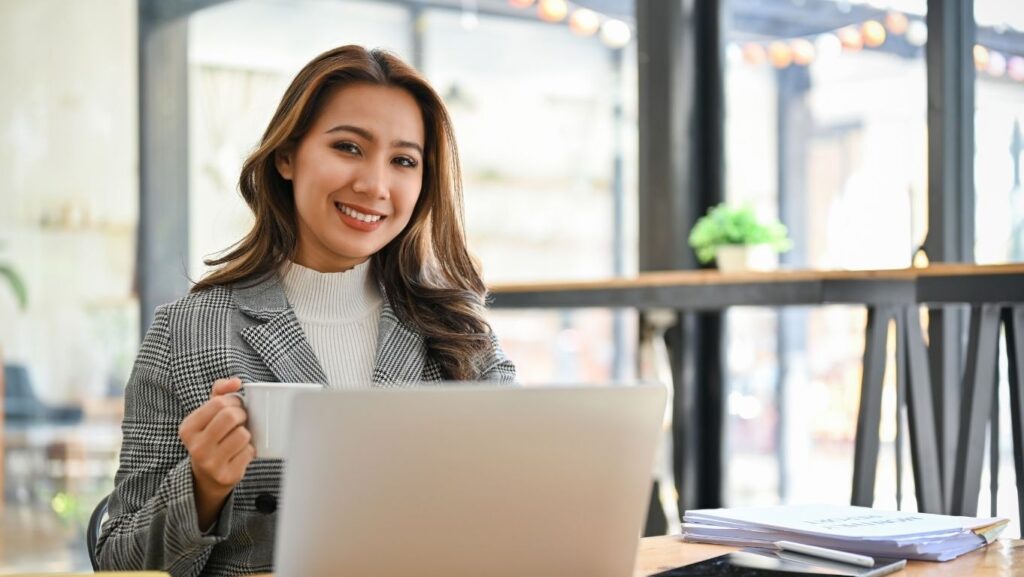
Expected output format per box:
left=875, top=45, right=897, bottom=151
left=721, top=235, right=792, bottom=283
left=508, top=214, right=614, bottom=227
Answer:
left=224, top=390, right=247, bottom=407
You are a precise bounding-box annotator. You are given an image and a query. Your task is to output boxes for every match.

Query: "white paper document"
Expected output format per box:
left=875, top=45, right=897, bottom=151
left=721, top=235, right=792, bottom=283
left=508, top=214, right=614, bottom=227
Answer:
left=682, top=504, right=1008, bottom=562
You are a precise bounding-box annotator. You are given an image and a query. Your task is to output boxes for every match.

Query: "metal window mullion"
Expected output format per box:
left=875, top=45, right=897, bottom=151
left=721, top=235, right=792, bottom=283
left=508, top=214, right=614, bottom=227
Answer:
left=924, top=0, right=976, bottom=514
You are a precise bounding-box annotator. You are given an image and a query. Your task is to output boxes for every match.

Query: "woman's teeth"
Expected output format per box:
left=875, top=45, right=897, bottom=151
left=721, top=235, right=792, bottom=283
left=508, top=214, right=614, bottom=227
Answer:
left=337, top=203, right=383, bottom=223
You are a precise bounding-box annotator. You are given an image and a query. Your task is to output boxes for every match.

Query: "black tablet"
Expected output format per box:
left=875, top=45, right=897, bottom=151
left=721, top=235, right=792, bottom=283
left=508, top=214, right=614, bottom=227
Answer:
left=648, top=547, right=907, bottom=577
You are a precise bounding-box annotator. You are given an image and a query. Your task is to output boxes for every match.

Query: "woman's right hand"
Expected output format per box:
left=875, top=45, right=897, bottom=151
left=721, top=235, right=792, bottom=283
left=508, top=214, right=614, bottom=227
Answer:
left=178, top=376, right=254, bottom=530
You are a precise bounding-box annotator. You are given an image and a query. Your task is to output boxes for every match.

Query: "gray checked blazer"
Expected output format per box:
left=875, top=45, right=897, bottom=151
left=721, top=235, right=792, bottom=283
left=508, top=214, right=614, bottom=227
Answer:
left=96, top=272, right=516, bottom=577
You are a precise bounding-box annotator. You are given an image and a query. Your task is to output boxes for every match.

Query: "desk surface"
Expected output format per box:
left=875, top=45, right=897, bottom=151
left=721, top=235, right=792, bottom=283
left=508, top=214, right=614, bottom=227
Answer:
left=233, top=537, right=1024, bottom=577
left=634, top=536, right=1024, bottom=577
left=488, top=263, right=1024, bottom=309
left=490, top=263, right=1024, bottom=292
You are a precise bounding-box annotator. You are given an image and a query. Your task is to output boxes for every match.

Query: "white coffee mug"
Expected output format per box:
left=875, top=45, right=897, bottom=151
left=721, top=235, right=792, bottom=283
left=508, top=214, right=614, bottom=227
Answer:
left=228, top=382, right=324, bottom=459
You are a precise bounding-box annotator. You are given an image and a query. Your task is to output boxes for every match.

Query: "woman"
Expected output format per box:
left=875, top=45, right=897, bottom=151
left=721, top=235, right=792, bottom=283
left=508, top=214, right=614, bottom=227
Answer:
left=97, top=45, right=516, bottom=577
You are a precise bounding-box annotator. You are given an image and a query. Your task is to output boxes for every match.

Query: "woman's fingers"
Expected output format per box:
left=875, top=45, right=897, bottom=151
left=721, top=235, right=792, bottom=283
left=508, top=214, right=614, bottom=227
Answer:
left=211, top=377, right=243, bottom=397
left=203, top=405, right=248, bottom=443
left=179, top=395, right=243, bottom=441
left=226, top=443, right=256, bottom=476
left=179, top=377, right=253, bottom=491
left=218, top=424, right=253, bottom=458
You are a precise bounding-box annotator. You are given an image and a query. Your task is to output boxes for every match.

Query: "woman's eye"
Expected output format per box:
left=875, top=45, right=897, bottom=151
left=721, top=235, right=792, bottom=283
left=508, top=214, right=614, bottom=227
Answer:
left=334, top=142, right=360, bottom=155
left=394, top=156, right=418, bottom=168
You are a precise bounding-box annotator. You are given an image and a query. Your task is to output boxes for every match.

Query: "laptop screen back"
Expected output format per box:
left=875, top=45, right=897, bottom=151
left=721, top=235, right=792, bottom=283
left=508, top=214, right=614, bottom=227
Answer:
left=273, top=384, right=667, bottom=577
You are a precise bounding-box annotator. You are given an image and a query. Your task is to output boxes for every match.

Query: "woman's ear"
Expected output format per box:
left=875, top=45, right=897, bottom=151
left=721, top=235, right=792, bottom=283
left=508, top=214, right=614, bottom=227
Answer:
left=275, top=148, right=295, bottom=181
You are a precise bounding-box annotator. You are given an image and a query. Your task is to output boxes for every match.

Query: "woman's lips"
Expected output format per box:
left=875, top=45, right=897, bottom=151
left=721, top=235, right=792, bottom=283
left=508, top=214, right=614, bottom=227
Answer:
left=335, top=202, right=386, bottom=232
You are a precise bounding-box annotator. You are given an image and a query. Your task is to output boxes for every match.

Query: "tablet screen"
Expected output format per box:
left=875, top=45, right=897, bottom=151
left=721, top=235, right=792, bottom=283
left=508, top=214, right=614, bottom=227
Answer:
left=647, top=548, right=906, bottom=577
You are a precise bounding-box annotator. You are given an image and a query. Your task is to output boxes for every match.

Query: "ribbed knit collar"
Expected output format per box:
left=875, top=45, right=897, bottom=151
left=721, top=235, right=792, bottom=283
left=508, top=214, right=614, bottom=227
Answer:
left=280, top=259, right=382, bottom=322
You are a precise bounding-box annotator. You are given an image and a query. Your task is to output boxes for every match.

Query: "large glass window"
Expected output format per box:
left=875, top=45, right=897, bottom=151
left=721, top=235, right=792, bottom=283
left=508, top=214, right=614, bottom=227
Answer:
left=974, top=0, right=1024, bottom=265
left=189, top=0, right=414, bottom=278
left=419, top=6, right=639, bottom=383
left=973, top=0, right=1024, bottom=536
left=188, top=0, right=640, bottom=386
left=2, top=0, right=639, bottom=571
left=722, top=0, right=929, bottom=511
left=1, top=0, right=138, bottom=571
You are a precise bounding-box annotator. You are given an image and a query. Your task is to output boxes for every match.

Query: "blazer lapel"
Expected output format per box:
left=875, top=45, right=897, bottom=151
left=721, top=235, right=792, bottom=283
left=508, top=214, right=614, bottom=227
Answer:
left=371, top=291, right=427, bottom=388
left=233, top=274, right=329, bottom=386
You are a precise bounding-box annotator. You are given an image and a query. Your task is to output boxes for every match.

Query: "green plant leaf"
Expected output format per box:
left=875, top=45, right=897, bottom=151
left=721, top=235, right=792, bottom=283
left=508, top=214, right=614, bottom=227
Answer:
left=688, top=203, right=792, bottom=264
left=0, top=264, right=28, bottom=310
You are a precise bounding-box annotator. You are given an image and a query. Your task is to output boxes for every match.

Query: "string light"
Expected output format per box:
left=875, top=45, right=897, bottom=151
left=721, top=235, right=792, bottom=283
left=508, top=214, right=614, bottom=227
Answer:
left=743, top=43, right=767, bottom=66
left=506, top=0, right=635, bottom=48
left=838, top=26, right=864, bottom=51
left=1009, top=56, right=1024, bottom=82
left=538, top=0, right=568, bottom=23
left=884, top=11, right=908, bottom=35
left=906, top=20, right=928, bottom=47
left=568, top=8, right=600, bottom=36
left=862, top=20, right=887, bottom=47
left=987, top=51, right=1007, bottom=77
left=814, top=33, right=843, bottom=62
left=713, top=9, right=1024, bottom=85
left=769, top=41, right=794, bottom=68
left=500, top=2, right=1024, bottom=79
left=600, top=19, right=631, bottom=49
left=791, top=38, right=816, bottom=66
left=974, top=44, right=990, bottom=71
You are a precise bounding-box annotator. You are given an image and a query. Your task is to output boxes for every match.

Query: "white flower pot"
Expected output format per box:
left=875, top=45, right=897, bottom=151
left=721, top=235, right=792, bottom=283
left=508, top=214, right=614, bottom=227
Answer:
left=715, top=244, right=778, bottom=272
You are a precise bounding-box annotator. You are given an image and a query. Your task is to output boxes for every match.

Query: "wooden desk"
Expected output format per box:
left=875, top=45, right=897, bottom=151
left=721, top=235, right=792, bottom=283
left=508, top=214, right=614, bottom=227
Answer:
left=490, top=263, right=1024, bottom=308
left=633, top=536, right=1024, bottom=577
left=490, top=268, right=919, bottom=310
left=245, top=536, right=1024, bottom=577
left=916, top=262, right=1024, bottom=304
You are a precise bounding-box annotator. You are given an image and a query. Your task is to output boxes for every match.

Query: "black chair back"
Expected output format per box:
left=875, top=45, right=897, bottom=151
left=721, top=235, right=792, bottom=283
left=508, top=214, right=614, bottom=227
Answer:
left=87, top=494, right=110, bottom=571
left=3, top=364, right=45, bottom=422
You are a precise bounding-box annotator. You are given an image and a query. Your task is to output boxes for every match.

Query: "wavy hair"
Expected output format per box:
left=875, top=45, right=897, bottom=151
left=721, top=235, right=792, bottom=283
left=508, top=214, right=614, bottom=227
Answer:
left=193, top=45, right=492, bottom=380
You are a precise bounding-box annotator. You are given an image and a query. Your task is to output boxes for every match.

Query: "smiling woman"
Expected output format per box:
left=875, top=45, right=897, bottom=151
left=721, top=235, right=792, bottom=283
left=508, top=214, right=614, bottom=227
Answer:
left=275, top=83, right=425, bottom=272
left=95, top=45, right=516, bottom=577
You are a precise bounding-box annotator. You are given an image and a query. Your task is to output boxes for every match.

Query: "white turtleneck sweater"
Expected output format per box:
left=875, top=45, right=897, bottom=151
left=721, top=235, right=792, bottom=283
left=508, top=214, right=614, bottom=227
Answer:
left=280, top=259, right=382, bottom=389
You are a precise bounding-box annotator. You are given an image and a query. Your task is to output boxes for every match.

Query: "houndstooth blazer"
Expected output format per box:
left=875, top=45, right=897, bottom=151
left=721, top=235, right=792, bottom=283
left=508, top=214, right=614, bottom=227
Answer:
left=96, top=272, right=516, bottom=577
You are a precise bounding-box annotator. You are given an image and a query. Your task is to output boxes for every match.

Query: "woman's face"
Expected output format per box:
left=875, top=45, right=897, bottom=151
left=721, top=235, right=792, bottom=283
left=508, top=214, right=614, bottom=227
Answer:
left=276, top=83, right=425, bottom=272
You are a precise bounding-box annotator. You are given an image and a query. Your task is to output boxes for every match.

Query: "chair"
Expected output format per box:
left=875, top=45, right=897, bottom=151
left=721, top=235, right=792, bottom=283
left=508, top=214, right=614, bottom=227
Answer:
left=87, top=494, right=110, bottom=571
left=3, top=364, right=84, bottom=425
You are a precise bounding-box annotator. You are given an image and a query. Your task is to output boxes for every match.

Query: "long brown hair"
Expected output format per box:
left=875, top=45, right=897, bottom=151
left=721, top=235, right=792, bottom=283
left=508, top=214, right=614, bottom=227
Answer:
left=194, top=45, right=492, bottom=380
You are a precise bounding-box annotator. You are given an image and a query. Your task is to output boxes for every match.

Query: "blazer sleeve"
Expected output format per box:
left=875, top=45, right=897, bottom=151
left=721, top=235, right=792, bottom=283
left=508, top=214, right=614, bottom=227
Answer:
left=96, top=305, right=237, bottom=577
left=477, top=331, right=518, bottom=384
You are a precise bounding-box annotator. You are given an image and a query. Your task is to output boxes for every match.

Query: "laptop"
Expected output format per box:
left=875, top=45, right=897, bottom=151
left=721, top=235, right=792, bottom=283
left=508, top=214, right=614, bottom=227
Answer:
left=273, top=384, right=667, bottom=577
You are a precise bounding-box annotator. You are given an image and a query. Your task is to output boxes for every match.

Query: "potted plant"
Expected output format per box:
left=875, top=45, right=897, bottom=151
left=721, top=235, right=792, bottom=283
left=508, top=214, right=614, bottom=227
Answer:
left=688, top=203, right=792, bottom=272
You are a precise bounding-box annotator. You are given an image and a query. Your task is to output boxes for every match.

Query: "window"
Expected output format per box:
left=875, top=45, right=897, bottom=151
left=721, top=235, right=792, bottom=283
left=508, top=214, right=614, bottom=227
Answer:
left=973, top=0, right=1024, bottom=535
left=1, top=0, right=138, bottom=571
left=722, top=0, right=929, bottom=509
left=189, top=0, right=640, bottom=386
left=974, top=0, right=1024, bottom=265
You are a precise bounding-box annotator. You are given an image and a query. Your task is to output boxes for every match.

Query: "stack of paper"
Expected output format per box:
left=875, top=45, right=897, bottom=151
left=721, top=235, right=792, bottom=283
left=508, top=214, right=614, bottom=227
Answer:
left=682, top=504, right=1008, bottom=562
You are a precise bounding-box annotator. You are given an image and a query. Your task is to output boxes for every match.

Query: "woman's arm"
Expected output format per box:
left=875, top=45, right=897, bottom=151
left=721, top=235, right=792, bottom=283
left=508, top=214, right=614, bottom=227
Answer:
left=478, top=331, right=517, bottom=383
left=96, top=306, right=237, bottom=577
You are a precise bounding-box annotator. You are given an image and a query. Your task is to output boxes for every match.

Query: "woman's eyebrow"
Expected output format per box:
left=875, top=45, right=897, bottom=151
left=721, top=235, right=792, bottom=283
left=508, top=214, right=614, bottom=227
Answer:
left=326, top=124, right=423, bottom=155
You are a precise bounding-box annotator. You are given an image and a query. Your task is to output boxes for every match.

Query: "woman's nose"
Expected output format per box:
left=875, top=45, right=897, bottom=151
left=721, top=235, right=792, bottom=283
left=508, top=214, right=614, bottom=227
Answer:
left=352, top=161, right=389, bottom=199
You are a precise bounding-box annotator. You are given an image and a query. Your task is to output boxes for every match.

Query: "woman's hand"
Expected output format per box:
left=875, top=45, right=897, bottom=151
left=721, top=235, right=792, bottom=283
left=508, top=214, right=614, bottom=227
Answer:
left=178, top=377, right=254, bottom=531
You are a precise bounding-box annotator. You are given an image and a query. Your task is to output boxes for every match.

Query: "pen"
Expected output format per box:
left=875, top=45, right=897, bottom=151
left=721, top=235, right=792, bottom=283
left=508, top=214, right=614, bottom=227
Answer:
left=773, top=540, right=876, bottom=568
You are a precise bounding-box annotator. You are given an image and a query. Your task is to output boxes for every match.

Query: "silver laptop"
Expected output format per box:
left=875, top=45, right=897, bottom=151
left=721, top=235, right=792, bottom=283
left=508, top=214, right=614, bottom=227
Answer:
left=274, top=384, right=667, bottom=577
